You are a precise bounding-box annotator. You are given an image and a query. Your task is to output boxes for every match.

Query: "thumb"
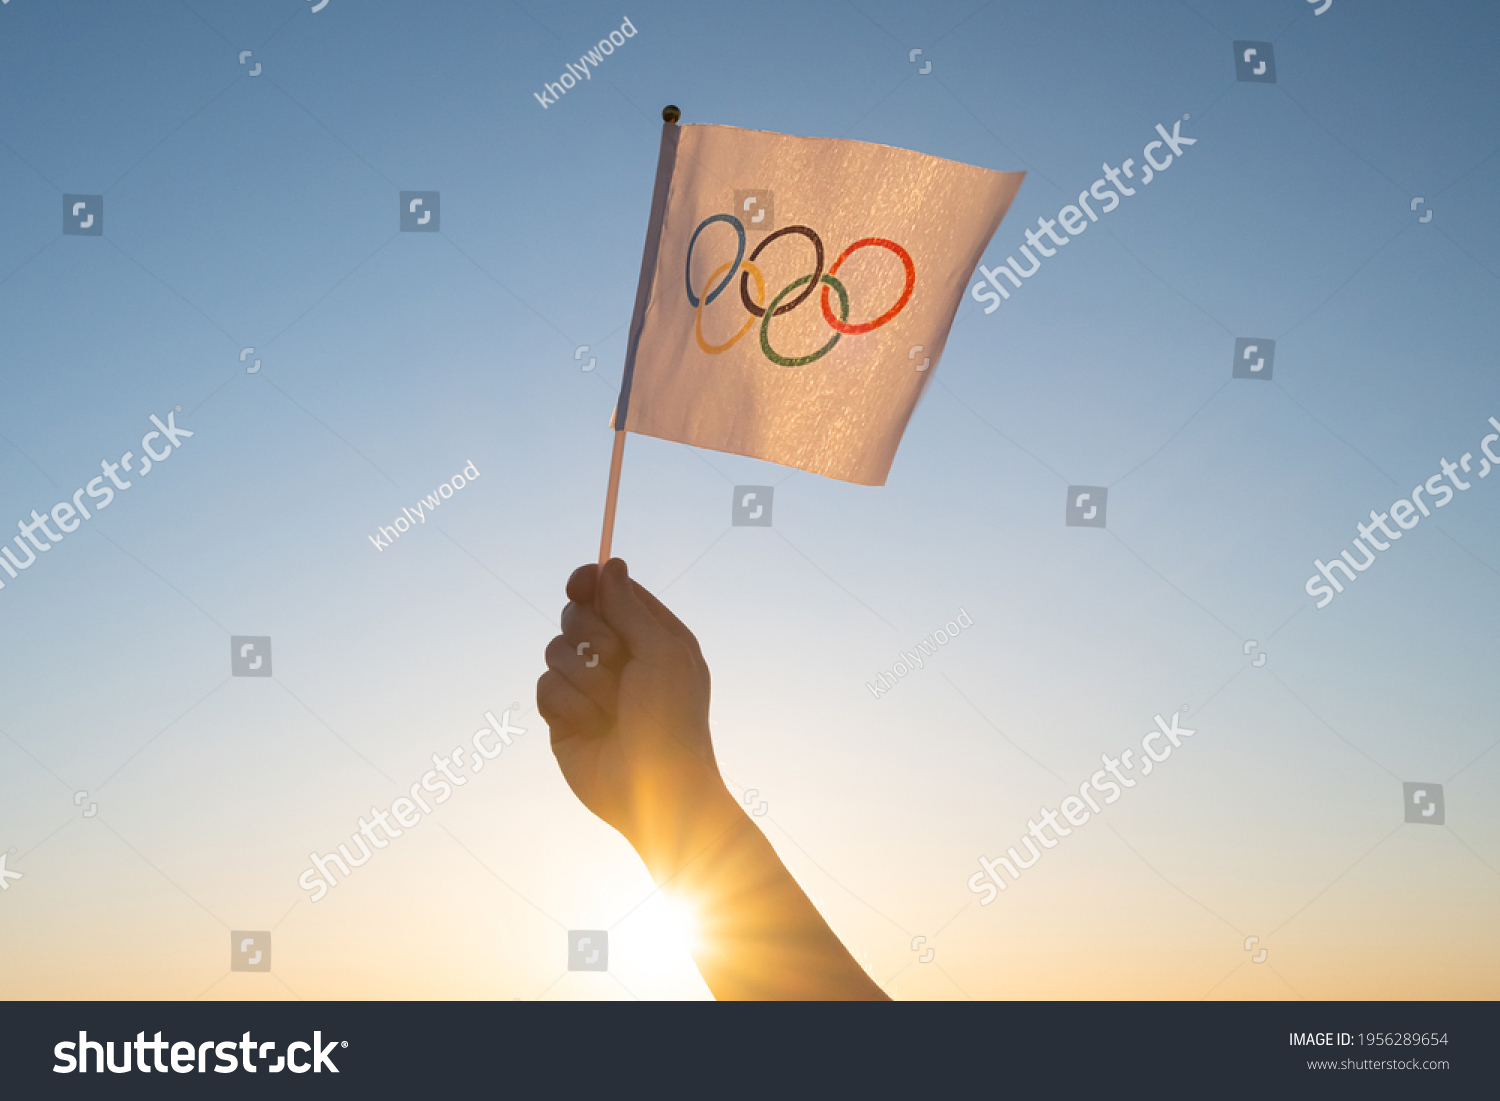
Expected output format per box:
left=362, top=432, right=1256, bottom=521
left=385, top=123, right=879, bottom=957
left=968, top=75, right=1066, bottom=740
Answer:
left=596, top=558, right=676, bottom=658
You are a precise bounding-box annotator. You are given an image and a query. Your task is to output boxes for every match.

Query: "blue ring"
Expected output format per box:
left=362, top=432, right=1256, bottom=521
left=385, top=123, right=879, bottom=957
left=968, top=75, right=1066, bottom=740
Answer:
left=685, top=214, right=745, bottom=309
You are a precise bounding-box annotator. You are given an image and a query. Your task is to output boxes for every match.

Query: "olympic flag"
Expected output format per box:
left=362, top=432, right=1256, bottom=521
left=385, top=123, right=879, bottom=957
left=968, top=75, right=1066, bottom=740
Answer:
left=613, top=114, right=1025, bottom=488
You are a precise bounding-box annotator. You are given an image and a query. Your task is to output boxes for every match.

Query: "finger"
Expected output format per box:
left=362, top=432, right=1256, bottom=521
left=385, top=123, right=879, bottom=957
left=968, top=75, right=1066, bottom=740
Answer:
left=596, top=558, right=686, bottom=661
left=545, top=634, right=619, bottom=714
left=560, top=602, right=624, bottom=666
left=565, top=563, right=600, bottom=605
left=628, top=577, right=702, bottom=655
left=536, top=670, right=610, bottom=746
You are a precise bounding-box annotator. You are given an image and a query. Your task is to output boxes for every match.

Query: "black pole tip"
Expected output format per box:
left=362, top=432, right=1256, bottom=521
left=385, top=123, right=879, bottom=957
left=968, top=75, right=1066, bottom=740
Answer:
left=662, top=105, right=681, bottom=123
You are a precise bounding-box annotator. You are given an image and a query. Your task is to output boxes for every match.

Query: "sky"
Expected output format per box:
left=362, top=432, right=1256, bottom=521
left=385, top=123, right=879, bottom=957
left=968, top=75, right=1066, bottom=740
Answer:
left=1, top=0, right=1497, bottom=1001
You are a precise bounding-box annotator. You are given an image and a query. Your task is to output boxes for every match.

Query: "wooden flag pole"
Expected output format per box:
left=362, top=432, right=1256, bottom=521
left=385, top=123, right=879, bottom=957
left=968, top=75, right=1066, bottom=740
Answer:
left=597, top=104, right=682, bottom=568
left=597, top=428, right=627, bottom=565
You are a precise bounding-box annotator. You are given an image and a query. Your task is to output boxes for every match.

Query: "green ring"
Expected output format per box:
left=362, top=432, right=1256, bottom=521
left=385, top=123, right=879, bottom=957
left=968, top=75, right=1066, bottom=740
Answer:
left=760, top=274, right=848, bottom=367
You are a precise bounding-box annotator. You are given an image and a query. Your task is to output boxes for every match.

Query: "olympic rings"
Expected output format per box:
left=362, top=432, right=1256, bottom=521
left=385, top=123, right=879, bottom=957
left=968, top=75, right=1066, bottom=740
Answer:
left=696, top=261, right=765, bottom=355
left=685, top=214, right=745, bottom=308
left=683, top=213, right=915, bottom=368
left=741, top=226, right=823, bottom=318
left=821, top=238, right=914, bottom=335
left=762, top=274, right=848, bottom=368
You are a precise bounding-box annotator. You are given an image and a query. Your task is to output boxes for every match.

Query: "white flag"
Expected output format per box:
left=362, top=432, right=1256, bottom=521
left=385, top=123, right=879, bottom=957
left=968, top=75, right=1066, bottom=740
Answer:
left=615, top=121, right=1024, bottom=486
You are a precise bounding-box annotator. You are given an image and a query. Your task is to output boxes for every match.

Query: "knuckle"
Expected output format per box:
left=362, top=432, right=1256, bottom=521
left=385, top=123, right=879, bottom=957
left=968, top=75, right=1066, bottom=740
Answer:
left=661, top=637, right=696, bottom=671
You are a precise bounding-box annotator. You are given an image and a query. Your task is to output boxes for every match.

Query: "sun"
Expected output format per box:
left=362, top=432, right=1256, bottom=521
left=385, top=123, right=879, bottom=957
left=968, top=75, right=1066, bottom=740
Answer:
left=627, top=895, right=701, bottom=963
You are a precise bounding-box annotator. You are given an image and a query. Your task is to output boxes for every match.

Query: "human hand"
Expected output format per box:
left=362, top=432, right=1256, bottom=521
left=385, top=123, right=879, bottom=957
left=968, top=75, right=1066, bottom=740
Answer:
left=537, top=559, right=734, bottom=869
left=537, top=558, right=888, bottom=999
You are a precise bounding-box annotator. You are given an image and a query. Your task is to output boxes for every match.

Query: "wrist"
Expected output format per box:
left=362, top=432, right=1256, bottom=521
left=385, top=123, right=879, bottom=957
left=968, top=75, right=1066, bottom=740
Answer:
left=628, top=773, right=747, bottom=885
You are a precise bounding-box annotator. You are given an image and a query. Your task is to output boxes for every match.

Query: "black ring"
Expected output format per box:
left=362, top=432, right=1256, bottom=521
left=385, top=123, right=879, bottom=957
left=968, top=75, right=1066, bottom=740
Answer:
left=740, top=226, right=824, bottom=318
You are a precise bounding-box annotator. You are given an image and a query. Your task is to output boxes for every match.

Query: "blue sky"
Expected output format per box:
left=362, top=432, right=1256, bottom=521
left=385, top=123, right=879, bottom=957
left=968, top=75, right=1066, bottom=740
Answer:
left=1, top=0, right=1497, bottom=999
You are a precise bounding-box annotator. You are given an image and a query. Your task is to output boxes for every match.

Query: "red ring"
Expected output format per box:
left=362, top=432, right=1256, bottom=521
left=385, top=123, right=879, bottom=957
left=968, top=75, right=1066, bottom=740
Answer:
left=819, top=238, right=915, bottom=335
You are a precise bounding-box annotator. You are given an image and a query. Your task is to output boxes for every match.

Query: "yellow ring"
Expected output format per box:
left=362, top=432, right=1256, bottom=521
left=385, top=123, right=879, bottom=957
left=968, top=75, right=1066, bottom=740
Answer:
left=696, top=261, right=764, bottom=354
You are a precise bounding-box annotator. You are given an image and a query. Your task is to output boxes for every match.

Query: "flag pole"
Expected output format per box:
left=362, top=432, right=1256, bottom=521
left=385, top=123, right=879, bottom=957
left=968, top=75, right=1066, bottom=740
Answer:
left=597, top=428, right=627, bottom=564
left=598, top=104, right=682, bottom=567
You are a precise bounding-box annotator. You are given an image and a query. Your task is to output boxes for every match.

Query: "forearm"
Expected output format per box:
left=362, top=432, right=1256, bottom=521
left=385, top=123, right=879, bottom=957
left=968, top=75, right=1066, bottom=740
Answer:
left=630, top=783, right=889, bottom=1001
left=545, top=560, right=885, bottom=999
